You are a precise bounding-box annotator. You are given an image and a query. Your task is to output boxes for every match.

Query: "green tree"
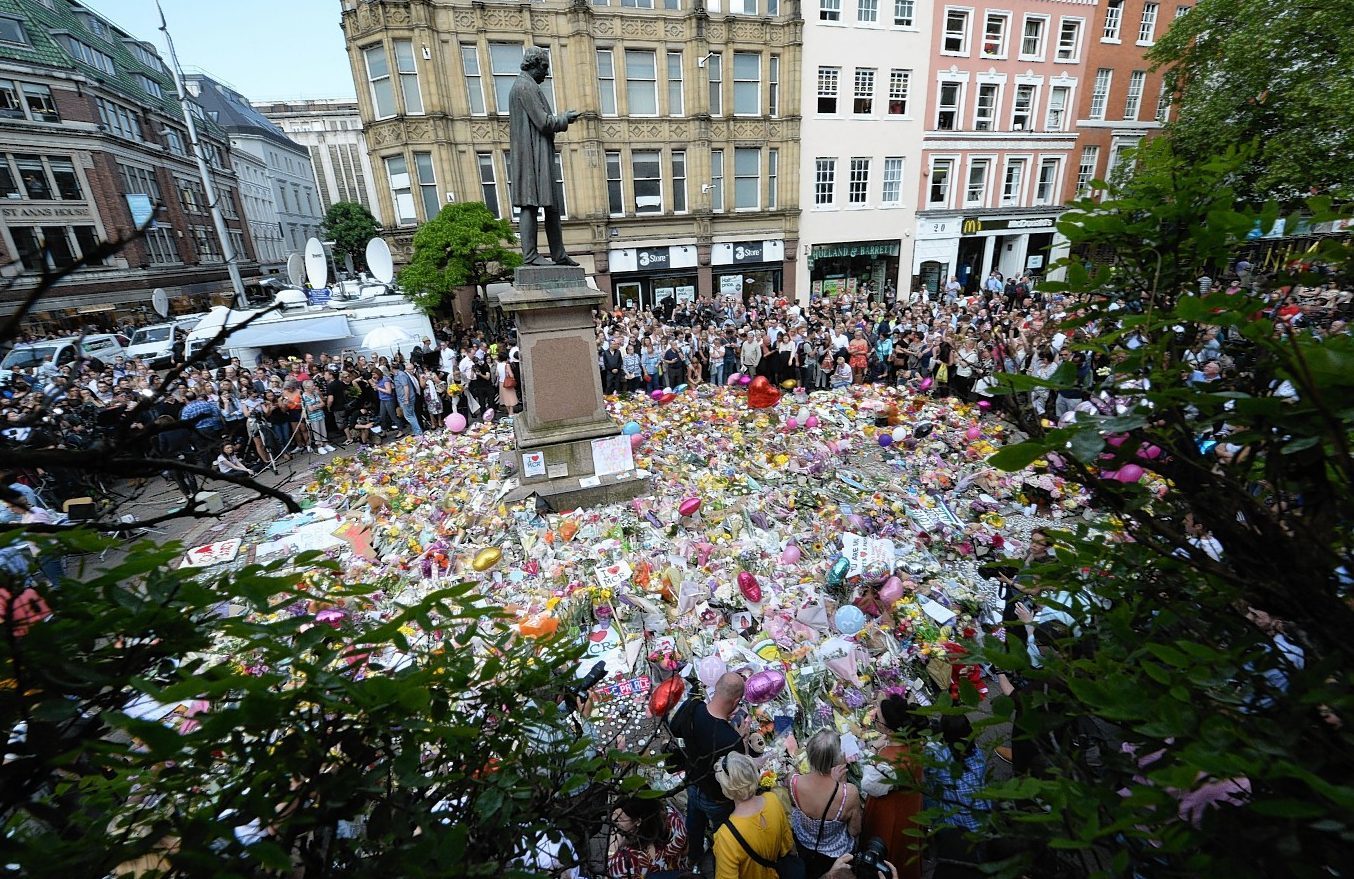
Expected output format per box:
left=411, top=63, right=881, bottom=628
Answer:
left=320, top=202, right=383, bottom=272
left=398, top=202, right=522, bottom=312
left=1150, top=0, right=1354, bottom=203
left=963, top=143, right=1354, bottom=877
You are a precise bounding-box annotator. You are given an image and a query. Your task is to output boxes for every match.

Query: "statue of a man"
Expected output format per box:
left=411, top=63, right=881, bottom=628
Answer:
left=509, top=47, right=582, bottom=267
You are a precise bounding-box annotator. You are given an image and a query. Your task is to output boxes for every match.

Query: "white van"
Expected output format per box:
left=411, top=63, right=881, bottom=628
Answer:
left=0, top=334, right=126, bottom=382
left=125, top=317, right=202, bottom=368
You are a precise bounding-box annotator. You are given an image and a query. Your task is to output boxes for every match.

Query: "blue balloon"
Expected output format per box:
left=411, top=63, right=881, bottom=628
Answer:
left=675, top=383, right=688, bottom=393
left=622, top=421, right=642, bottom=436
left=827, top=555, right=851, bottom=585
left=834, top=604, right=867, bottom=636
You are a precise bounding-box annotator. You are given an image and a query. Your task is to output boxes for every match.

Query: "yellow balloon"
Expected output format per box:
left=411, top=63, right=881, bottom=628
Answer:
left=780, top=379, right=798, bottom=389
left=774, top=453, right=789, bottom=466
left=472, top=547, right=503, bottom=571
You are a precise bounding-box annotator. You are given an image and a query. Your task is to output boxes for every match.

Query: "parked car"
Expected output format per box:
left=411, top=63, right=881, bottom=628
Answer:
left=125, top=316, right=202, bottom=368
left=0, top=333, right=126, bottom=382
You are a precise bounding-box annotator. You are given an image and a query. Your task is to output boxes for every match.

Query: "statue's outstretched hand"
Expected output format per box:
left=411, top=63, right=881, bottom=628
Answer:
left=565, top=109, right=583, bottom=123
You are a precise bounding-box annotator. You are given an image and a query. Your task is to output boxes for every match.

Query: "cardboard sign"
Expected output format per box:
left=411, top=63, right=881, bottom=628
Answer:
left=590, top=434, right=635, bottom=478
left=181, top=539, right=241, bottom=569
left=841, top=533, right=896, bottom=577
left=523, top=451, right=546, bottom=478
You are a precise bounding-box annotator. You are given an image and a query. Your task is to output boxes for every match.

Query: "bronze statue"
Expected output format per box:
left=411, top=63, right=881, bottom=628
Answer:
left=509, top=47, right=582, bottom=267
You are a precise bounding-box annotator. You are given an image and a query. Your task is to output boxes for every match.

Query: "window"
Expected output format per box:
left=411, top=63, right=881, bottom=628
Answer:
left=605, top=151, right=623, bottom=215
left=48, top=157, right=81, bottom=200
left=61, top=37, right=114, bottom=74
left=733, top=53, right=760, bottom=116
left=128, top=42, right=161, bottom=70
left=145, top=227, right=178, bottom=265
left=943, top=9, right=970, bottom=54
left=0, top=81, right=60, bottom=122
left=1056, top=19, right=1083, bottom=61
left=1034, top=158, right=1060, bottom=204
left=848, top=157, right=869, bottom=205
left=736, top=0, right=757, bottom=12
left=982, top=13, right=1009, bottom=57
left=10, top=227, right=43, bottom=271
left=858, top=0, right=878, bottom=24
left=220, top=187, right=239, bottom=220
left=820, top=0, right=841, bottom=21
left=813, top=158, right=836, bottom=206
left=1089, top=68, right=1112, bottom=119
left=707, top=52, right=722, bottom=115
left=1176, top=4, right=1191, bottom=17
left=621, top=0, right=655, bottom=6
left=41, top=227, right=74, bottom=268
left=767, top=148, right=778, bottom=209
left=414, top=152, right=438, bottom=220
left=193, top=226, right=222, bottom=263
left=1138, top=2, right=1159, bottom=43
left=673, top=149, right=687, bottom=212
left=768, top=55, right=779, bottom=117
left=597, top=49, right=617, bottom=116
left=667, top=52, right=684, bottom=116
left=1002, top=158, right=1026, bottom=205
left=135, top=74, right=162, bottom=99
left=1046, top=84, right=1070, bottom=130
left=364, top=45, right=395, bottom=117
left=118, top=163, right=162, bottom=202
left=178, top=178, right=206, bottom=214
left=1076, top=146, right=1099, bottom=195
left=1124, top=70, right=1146, bottom=119
left=475, top=152, right=498, bottom=217
left=928, top=158, right=954, bottom=207
left=973, top=83, right=998, bottom=130
left=964, top=159, right=988, bottom=206
left=15, top=156, right=51, bottom=200
left=817, top=66, right=840, bottom=113
left=632, top=149, right=661, bottom=213
left=1103, top=0, right=1123, bottom=40
left=462, top=45, right=487, bottom=115
left=385, top=155, right=416, bottom=225
left=710, top=148, right=724, bottom=212
left=893, top=0, right=915, bottom=26
left=1011, top=83, right=1035, bottom=130
left=626, top=50, right=659, bottom=116
left=734, top=147, right=759, bottom=209
left=936, top=81, right=961, bottom=130
left=0, top=160, right=17, bottom=198
left=853, top=68, right=875, bottom=114
left=881, top=157, right=902, bottom=204
left=96, top=98, right=142, bottom=140
left=1155, top=82, right=1171, bottom=122
left=394, top=40, right=423, bottom=114
left=1020, top=16, right=1046, bottom=58
left=887, top=69, right=910, bottom=115
left=0, top=17, right=30, bottom=46
left=489, top=43, right=523, bottom=114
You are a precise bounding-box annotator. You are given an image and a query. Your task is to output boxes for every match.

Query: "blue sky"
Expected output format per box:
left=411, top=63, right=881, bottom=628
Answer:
left=92, top=0, right=357, bottom=101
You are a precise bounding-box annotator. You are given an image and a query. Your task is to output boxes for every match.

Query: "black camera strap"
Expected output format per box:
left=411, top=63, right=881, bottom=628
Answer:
left=720, top=817, right=777, bottom=869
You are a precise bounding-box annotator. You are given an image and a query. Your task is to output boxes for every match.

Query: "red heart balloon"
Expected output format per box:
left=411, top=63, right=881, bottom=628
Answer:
left=648, top=675, right=685, bottom=716
left=746, top=376, right=782, bottom=409
left=737, top=570, right=762, bottom=603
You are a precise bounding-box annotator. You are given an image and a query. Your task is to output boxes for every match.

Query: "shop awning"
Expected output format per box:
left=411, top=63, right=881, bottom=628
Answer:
left=226, top=314, right=352, bottom=349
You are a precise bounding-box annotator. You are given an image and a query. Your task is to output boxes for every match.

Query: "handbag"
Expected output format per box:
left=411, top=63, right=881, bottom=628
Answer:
left=721, top=815, right=806, bottom=879
left=503, top=371, right=517, bottom=389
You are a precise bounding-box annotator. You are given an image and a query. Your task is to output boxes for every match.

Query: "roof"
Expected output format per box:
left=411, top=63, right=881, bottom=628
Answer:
left=0, top=0, right=223, bottom=136
left=184, top=73, right=304, bottom=151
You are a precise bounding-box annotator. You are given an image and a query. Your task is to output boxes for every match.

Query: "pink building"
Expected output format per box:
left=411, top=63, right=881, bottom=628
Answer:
left=910, top=0, right=1094, bottom=295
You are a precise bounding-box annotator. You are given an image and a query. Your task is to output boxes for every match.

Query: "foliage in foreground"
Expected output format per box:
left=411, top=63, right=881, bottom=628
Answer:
left=398, top=202, right=522, bottom=312
left=2, top=535, right=638, bottom=878
left=966, top=144, right=1354, bottom=877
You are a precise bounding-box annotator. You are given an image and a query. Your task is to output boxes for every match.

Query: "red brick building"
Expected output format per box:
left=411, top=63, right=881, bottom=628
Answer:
left=0, top=0, right=259, bottom=334
left=1061, top=0, right=1184, bottom=203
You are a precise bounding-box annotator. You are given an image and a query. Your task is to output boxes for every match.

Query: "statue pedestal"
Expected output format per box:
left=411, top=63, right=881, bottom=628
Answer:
left=501, top=265, right=650, bottom=510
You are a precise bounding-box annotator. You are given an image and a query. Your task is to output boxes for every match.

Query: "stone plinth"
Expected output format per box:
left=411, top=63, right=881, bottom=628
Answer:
left=501, top=266, right=650, bottom=510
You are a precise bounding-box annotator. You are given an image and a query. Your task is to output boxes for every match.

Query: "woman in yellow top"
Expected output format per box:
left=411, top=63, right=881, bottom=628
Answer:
left=712, top=752, right=796, bottom=879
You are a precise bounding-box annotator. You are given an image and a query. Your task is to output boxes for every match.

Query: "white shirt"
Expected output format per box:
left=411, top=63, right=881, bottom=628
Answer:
left=439, top=347, right=457, bottom=374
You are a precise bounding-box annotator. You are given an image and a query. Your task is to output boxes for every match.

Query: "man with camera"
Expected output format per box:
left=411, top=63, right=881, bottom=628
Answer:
left=825, top=851, right=902, bottom=879
left=671, top=671, right=754, bottom=868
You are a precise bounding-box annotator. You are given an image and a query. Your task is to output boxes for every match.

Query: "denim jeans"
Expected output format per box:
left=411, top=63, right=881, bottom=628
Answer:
left=377, top=397, right=401, bottom=432
left=710, top=361, right=726, bottom=386
left=686, top=785, right=733, bottom=863
left=398, top=397, right=423, bottom=435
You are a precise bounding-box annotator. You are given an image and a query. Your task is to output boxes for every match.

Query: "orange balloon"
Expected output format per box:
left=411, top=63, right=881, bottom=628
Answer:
left=518, top=614, right=559, bottom=638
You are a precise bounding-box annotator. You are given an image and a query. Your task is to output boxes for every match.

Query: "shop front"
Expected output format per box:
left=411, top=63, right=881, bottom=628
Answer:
left=607, top=243, right=699, bottom=314
left=911, top=213, right=1060, bottom=295
left=807, top=239, right=900, bottom=303
left=711, top=239, right=786, bottom=304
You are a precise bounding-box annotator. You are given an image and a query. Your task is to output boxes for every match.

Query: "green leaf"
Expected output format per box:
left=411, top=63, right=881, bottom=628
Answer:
left=987, top=441, right=1049, bottom=472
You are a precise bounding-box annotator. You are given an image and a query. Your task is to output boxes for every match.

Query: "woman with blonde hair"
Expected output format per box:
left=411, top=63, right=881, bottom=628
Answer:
left=789, top=729, right=861, bottom=878
left=712, top=751, right=796, bottom=879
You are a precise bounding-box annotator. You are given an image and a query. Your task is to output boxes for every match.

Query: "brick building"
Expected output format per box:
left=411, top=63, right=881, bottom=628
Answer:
left=0, top=0, right=256, bottom=334
left=1061, top=0, right=1177, bottom=203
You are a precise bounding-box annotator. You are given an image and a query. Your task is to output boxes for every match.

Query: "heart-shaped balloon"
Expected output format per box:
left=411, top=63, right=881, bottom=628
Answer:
left=738, top=571, right=762, bottom=602
left=648, top=675, right=686, bottom=716
left=744, top=669, right=786, bottom=704
left=878, top=576, right=904, bottom=604
left=746, top=376, right=782, bottom=409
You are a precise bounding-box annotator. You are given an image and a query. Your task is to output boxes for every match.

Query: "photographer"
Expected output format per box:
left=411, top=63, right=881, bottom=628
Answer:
left=824, top=853, right=900, bottom=879
left=672, top=672, right=752, bottom=866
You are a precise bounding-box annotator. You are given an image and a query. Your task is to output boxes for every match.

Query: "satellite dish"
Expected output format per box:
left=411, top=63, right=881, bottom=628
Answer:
left=286, top=252, right=305, bottom=286
left=366, top=237, right=394, bottom=285
left=304, top=237, right=328, bottom=289
left=343, top=252, right=356, bottom=275
left=151, top=287, right=169, bottom=319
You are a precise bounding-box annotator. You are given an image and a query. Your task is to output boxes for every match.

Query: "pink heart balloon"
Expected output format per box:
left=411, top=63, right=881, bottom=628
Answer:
left=878, top=576, right=904, bottom=604
left=780, top=544, right=801, bottom=565
left=1117, top=463, right=1145, bottom=483
left=805, top=415, right=819, bottom=429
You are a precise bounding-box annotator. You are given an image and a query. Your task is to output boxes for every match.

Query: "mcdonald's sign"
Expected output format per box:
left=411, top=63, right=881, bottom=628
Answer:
left=961, top=217, right=984, bottom=234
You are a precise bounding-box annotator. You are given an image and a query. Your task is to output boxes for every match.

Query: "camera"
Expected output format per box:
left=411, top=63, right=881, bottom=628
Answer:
left=854, top=837, right=889, bottom=878
left=560, top=660, right=607, bottom=714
